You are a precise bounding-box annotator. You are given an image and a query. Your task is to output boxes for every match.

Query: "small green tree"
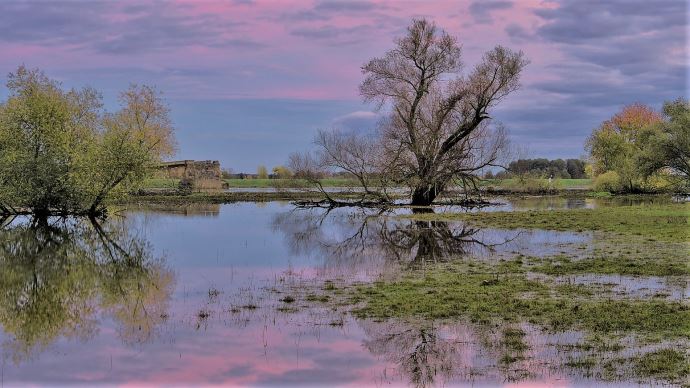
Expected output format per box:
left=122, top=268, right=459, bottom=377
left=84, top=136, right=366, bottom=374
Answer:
left=586, top=103, right=663, bottom=192
left=257, top=165, right=268, bottom=179
left=272, top=165, right=293, bottom=179
left=0, top=66, right=175, bottom=216
left=84, top=84, right=176, bottom=213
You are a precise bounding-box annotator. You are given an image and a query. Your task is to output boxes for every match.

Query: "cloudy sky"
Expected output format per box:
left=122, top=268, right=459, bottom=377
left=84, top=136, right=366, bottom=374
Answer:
left=0, top=0, right=687, bottom=171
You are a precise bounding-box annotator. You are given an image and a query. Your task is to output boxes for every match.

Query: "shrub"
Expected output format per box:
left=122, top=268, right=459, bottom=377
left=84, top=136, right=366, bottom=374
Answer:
left=507, top=175, right=560, bottom=194
left=641, top=174, right=677, bottom=193
left=593, top=171, right=622, bottom=193
left=178, top=178, right=195, bottom=195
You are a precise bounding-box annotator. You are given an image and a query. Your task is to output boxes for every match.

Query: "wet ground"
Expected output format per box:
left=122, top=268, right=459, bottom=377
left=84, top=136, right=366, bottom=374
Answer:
left=0, top=197, right=687, bottom=386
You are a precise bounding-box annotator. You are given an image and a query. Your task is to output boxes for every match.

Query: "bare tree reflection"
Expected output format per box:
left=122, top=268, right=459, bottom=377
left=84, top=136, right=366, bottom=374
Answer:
left=272, top=207, right=496, bottom=270
left=0, top=216, right=174, bottom=363
left=361, top=319, right=540, bottom=386
left=362, top=321, right=462, bottom=387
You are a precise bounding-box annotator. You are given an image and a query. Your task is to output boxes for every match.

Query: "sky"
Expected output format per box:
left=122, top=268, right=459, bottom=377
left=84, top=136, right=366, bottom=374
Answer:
left=0, top=0, right=687, bottom=172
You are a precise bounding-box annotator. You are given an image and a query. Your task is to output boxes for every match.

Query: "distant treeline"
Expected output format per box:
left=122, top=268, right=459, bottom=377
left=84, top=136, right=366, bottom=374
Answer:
left=491, top=158, right=587, bottom=179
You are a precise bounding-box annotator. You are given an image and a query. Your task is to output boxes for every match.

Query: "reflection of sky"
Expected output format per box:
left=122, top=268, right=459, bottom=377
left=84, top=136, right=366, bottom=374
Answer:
left=0, top=201, right=681, bottom=386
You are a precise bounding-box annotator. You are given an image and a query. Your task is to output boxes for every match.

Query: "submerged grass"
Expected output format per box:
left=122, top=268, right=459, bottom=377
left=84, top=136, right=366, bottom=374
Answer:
left=531, top=254, right=689, bottom=276
left=409, top=203, right=690, bottom=243
left=631, top=349, right=690, bottom=382
left=349, top=263, right=690, bottom=340
left=341, top=261, right=690, bottom=384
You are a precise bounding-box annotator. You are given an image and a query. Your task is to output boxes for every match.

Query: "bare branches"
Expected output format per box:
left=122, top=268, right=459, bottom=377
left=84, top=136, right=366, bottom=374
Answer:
left=359, top=18, right=526, bottom=205
left=292, top=18, right=526, bottom=207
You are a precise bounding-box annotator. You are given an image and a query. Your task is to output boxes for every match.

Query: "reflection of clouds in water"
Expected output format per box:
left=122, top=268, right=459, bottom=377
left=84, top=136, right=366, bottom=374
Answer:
left=487, top=228, right=592, bottom=258
left=546, top=274, right=690, bottom=300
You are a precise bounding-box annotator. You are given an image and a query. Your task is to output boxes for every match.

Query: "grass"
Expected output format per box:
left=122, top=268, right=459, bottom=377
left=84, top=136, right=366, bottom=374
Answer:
left=348, top=263, right=690, bottom=340
left=141, top=177, right=360, bottom=189
left=532, top=254, right=690, bottom=276
left=223, top=178, right=360, bottom=188
left=141, top=178, right=180, bottom=189
left=631, top=349, right=690, bottom=382
left=116, top=190, right=369, bottom=205
left=409, top=203, right=690, bottom=243
left=482, top=178, right=592, bottom=188
left=264, top=200, right=689, bottom=385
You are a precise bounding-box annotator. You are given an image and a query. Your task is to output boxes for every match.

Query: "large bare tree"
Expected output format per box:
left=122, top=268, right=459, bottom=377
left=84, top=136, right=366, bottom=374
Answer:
left=361, top=18, right=528, bottom=205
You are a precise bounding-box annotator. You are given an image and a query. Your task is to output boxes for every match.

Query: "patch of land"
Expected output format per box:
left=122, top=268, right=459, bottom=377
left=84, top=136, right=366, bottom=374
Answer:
left=223, top=178, right=359, bottom=188
left=407, top=203, right=690, bottom=242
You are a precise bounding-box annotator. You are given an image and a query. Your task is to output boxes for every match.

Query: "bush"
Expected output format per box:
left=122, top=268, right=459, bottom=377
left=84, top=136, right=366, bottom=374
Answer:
left=593, top=171, right=622, bottom=193
left=178, top=178, right=195, bottom=195
left=641, top=174, right=677, bottom=193
left=507, top=176, right=560, bottom=194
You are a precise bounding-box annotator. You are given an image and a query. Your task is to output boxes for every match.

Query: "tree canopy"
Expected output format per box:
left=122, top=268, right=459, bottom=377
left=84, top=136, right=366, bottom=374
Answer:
left=0, top=66, right=175, bottom=216
left=647, top=99, right=690, bottom=182
left=587, top=101, right=688, bottom=193
left=497, top=158, right=587, bottom=179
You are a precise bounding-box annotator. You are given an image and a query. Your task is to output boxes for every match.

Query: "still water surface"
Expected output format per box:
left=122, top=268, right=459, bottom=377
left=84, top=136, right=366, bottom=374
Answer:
left=0, top=197, right=681, bottom=386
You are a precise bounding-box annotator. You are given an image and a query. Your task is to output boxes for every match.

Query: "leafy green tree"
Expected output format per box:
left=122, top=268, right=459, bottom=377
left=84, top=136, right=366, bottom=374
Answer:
left=84, top=84, right=176, bottom=213
left=586, top=103, right=664, bottom=192
left=257, top=165, right=268, bottom=179
left=0, top=66, right=101, bottom=215
left=0, top=66, right=176, bottom=216
left=642, top=99, right=690, bottom=185
left=566, top=159, right=586, bottom=179
left=272, top=165, right=293, bottom=178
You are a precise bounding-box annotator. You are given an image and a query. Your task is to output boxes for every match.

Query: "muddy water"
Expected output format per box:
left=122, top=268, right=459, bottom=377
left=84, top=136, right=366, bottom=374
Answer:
left=0, top=199, right=680, bottom=386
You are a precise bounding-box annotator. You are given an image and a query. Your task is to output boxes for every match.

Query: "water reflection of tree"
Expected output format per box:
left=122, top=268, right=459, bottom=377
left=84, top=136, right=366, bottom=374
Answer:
left=272, top=208, right=491, bottom=269
left=361, top=319, right=539, bottom=387
left=362, top=321, right=462, bottom=387
left=0, top=216, right=174, bottom=363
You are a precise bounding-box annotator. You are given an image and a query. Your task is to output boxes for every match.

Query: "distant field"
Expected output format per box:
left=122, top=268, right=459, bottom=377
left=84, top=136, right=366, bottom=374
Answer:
left=223, top=178, right=359, bottom=188
left=482, top=178, right=592, bottom=188
left=141, top=177, right=359, bottom=189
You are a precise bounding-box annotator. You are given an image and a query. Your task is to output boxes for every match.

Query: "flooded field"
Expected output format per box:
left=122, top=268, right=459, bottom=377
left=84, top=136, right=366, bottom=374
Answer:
left=0, top=197, right=687, bottom=386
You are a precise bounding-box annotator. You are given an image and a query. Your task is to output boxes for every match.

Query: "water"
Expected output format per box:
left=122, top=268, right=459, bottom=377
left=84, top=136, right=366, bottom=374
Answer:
left=0, top=199, right=683, bottom=386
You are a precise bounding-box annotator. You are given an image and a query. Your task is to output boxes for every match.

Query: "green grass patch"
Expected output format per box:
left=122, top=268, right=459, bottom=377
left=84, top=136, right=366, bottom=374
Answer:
left=223, top=178, right=360, bottom=188
left=349, top=263, right=690, bottom=340
left=532, top=254, right=690, bottom=276
left=631, top=349, right=689, bottom=382
left=482, top=178, right=592, bottom=188
left=410, top=203, right=690, bottom=243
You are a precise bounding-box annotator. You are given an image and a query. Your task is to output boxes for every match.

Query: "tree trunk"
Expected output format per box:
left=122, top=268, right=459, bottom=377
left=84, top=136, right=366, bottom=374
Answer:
left=411, top=184, right=441, bottom=206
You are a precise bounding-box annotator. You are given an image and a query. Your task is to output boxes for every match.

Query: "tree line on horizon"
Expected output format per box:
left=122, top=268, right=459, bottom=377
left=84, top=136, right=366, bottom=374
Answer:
left=489, top=158, right=587, bottom=180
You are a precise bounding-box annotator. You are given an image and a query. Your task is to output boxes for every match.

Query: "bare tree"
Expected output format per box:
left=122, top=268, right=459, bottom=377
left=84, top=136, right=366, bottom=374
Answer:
left=289, top=128, right=398, bottom=206
left=358, top=18, right=527, bottom=205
